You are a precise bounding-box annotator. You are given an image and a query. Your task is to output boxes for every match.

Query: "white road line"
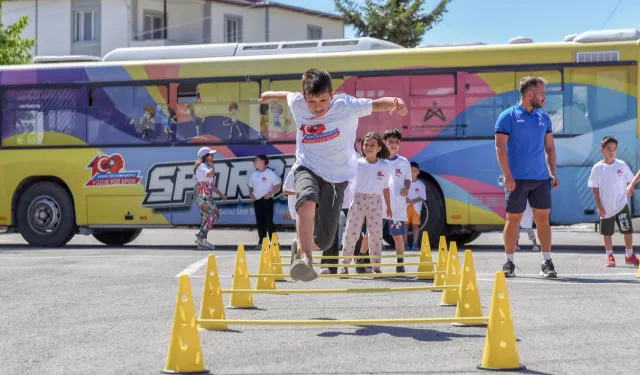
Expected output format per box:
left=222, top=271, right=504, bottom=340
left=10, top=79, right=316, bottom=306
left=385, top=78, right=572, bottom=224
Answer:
left=176, top=257, right=211, bottom=277
left=476, top=272, right=638, bottom=277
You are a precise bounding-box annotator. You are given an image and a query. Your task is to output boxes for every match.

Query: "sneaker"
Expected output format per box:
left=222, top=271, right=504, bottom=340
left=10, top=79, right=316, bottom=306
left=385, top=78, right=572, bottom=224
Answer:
left=502, top=260, right=516, bottom=278
left=532, top=245, right=540, bottom=252
left=625, top=253, right=639, bottom=266
left=373, top=268, right=382, bottom=274
left=290, top=258, right=317, bottom=282
left=411, top=243, right=419, bottom=251
left=396, top=266, right=405, bottom=273
left=195, top=237, right=215, bottom=250
left=404, top=243, right=410, bottom=251
left=514, top=245, right=520, bottom=251
left=319, top=268, right=332, bottom=274
left=355, top=258, right=367, bottom=274
left=606, top=253, right=616, bottom=267
left=338, top=267, right=349, bottom=278
left=540, top=259, right=557, bottom=278
left=290, top=239, right=299, bottom=266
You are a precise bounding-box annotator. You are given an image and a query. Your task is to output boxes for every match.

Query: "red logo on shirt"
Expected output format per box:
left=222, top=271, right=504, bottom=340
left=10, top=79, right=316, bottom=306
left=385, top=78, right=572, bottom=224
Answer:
left=395, top=168, right=402, bottom=177
left=617, top=169, right=623, bottom=176
left=300, top=124, right=340, bottom=144
left=261, top=177, right=268, bottom=182
left=377, top=171, right=385, bottom=180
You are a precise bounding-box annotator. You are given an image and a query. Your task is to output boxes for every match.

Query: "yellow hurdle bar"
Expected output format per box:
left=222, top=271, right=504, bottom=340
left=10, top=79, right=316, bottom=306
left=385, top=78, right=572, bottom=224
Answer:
left=248, top=271, right=441, bottom=278
left=280, top=254, right=420, bottom=259
left=273, top=262, right=435, bottom=267
left=221, top=285, right=456, bottom=294
left=197, top=316, right=490, bottom=328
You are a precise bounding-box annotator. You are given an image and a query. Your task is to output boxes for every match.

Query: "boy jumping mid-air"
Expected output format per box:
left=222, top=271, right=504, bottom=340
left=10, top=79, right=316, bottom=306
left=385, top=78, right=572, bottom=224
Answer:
left=259, top=68, right=408, bottom=281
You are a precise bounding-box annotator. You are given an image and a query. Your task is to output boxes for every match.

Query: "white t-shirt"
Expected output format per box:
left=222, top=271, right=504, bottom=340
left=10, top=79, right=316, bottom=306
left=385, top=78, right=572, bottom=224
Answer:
left=342, top=177, right=356, bottom=209
left=386, top=155, right=412, bottom=221
left=283, top=170, right=296, bottom=220
left=407, top=179, right=427, bottom=214
left=194, top=163, right=213, bottom=182
left=587, top=159, right=634, bottom=218
left=248, top=168, right=282, bottom=200
left=287, top=92, right=373, bottom=183
left=353, top=157, right=391, bottom=195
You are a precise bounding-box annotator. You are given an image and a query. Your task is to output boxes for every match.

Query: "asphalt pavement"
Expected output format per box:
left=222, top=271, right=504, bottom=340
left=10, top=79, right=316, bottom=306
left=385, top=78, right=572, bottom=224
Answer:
left=1, top=227, right=640, bottom=375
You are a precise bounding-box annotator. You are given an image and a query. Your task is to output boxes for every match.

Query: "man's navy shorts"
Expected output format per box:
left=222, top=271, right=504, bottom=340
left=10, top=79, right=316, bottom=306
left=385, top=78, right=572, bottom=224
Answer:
left=505, top=179, right=552, bottom=214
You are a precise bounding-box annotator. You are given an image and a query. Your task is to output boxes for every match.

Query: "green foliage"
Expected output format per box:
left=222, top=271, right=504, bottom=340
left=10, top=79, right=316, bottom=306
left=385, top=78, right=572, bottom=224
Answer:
left=334, top=0, right=452, bottom=48
left=0, top=1, right=37, bottom=65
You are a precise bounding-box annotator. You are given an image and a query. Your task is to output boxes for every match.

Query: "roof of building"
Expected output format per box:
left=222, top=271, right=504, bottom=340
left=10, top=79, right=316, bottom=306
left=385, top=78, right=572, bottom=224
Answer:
left=211, top=0, right=343, bottom=21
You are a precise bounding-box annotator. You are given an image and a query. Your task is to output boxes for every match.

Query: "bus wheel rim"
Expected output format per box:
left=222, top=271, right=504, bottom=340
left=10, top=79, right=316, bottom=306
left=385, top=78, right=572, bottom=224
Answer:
left=28, top=196, right=61, bottom=235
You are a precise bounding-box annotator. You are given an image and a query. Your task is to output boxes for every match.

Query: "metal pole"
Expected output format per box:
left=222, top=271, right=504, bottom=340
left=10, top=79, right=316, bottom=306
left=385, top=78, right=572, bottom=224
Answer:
left=163, top=0, right=167, bottom=39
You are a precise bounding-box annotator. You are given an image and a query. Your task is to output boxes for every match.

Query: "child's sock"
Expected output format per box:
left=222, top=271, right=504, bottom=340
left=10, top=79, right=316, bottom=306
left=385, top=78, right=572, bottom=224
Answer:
left=541, top=251, right=551, bottom=261
left=506, top=253, right=514, bottom=263
left=626, top=248, right=633, bottom=257
left=606, top=250, right=613, bottom=256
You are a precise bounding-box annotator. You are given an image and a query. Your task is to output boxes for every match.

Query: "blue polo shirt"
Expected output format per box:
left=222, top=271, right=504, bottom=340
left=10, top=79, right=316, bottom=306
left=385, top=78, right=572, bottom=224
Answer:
left=494, top=103, right=552, bottom=180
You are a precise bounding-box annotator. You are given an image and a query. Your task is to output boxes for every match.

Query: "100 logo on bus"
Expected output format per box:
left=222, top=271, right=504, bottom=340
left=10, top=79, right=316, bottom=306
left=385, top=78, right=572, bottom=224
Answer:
left=141, top=154, right=295, bottom=209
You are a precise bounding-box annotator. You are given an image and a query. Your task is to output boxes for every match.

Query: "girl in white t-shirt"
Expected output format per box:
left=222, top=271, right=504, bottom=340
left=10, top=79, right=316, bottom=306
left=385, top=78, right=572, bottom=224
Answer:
left=248, top=155, right=282, bottom=249
left=282, top=170, right=296, bottom=223
left=339, top=132, right=393, bottom=275
left=193, top=147, right=227, bottom=249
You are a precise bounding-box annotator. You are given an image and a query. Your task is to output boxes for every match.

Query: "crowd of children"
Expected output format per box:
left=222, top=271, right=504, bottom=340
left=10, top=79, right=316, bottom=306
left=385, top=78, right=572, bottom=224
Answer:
left=198, top=68, right=640, bottom=282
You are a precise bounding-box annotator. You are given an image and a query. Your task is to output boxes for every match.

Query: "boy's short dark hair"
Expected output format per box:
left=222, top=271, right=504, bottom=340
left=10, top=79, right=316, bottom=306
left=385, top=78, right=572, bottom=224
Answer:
left=301, top=68, right=333, bottom=97
left=410, top=161, right=419, bottom=169
left=383, top=128, right=403, bottom=141
left=255, top=154, right=269, bottom=165
left=600, top=136, right=618, bottom=149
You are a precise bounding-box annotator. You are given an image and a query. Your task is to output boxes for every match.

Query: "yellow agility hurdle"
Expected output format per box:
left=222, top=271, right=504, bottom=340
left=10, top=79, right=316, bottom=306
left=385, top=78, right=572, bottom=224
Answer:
left=161, top=267, right=524, bottom=373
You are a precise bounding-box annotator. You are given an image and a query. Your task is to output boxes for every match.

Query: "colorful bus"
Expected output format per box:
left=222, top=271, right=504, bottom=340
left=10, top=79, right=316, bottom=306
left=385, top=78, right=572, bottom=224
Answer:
left=1, top=30, right=638, bottom=248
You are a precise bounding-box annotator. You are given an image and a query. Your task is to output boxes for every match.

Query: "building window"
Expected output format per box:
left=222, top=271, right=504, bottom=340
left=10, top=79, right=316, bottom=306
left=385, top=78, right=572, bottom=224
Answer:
left=73, top=10, right=96, bottom=42
left=307, top=25, right=322, bottom=40
left=225, top=15, right=242, bottom=43
left=143, top=12, right=165, bottom=40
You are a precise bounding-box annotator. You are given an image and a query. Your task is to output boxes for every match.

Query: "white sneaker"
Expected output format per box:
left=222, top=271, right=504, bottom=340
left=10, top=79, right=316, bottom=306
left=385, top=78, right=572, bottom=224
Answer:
left=319, top=268, right=331, bottom=274
left=195, top=237, right=215, bottom=250
left=532, top=245, right=540, bottom=252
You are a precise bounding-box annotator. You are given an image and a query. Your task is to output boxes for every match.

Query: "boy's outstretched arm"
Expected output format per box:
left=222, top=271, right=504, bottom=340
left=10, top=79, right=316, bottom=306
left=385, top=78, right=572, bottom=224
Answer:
left=259, top=91, right=290, bottom=103
left=372, top=97, right=408, bottom=117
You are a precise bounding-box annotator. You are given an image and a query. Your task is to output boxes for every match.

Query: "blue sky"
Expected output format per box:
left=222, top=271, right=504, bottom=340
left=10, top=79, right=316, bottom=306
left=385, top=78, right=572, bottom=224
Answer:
left=276, top=0, right=637, bottom=45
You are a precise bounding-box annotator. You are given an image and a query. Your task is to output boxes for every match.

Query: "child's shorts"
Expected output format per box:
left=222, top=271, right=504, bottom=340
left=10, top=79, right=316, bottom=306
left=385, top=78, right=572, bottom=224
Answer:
left=405, top=205, right=420, bottom=225
left=386, top=219, right=405, bottom=236
left=600, top=204, right=634, bottom=236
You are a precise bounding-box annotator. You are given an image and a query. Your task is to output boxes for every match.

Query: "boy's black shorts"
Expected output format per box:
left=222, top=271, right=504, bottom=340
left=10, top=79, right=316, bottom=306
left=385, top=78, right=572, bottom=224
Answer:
left=600, top=204, right=634, bottom=236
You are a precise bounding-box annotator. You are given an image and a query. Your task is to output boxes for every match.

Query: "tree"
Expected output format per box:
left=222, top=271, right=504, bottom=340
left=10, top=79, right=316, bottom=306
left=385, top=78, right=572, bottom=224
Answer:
left=334, top=0, right=452, bottom=48
left=0, top=0, right=36, bottom=65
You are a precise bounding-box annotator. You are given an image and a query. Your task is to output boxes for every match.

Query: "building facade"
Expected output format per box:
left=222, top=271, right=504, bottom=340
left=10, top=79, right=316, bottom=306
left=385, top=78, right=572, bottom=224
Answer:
left=1, top=0, right=345, bottom=58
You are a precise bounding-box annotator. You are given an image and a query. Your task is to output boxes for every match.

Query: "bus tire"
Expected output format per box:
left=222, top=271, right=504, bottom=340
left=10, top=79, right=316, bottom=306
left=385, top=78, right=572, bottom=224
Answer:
left=446, top=230, right=482, bottom=246
left=93, top=229, right=143, bottom=246
left=16, top=182, right=76, bottom=247
left=383, top=177, right=445, bottom=249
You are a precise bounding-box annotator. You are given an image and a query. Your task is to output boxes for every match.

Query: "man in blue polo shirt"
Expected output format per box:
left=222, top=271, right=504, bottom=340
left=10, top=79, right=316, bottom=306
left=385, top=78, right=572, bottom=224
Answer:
left=494, top=76, right=559, bottom=278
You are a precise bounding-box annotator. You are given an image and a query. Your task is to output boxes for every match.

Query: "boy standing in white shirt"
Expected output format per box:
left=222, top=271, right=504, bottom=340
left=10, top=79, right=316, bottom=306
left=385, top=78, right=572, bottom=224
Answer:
left=404, top=161, right=426, bottom=250
left=383, top=129, right=412, bottom=273
left=588, top=136, right=639, bottom=267
left=259, top=68, right=408, bottom=281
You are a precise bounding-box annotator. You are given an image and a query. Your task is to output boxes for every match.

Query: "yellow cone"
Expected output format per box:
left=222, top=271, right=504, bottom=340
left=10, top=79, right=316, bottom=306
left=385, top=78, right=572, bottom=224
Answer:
left=162, top=274, right=209, bottom=374
left=477, top=271, right=524, bottom=371
left=416, top=232, right=435, bottom=280
left=270, top=233, right=285, bottom=281
left=255, top=237, right=275, bottom=290
left=229, top=245, right=254, bottom=308
left=432, top=236, right=449, bottom=289
left=197, top=255, right=227, bottom=331
left=439, top=240, right=461, bottom=306
left=637, top=262, right=640, bottom=278
left=452, top=250, right=487, bottom=326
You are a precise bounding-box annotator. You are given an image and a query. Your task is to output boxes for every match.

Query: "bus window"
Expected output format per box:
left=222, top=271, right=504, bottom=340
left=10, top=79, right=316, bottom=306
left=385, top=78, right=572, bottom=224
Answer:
left=563, top=66, right=636, bottom=135
left=87, top=85, right=169, bottom=145
left=355, top=75, right=409, bottom=137
left=407, top=74, right=456, bottom=138
left=1, top=87, right=87, bottom=147
left=174, top=81, right=261, bottom=143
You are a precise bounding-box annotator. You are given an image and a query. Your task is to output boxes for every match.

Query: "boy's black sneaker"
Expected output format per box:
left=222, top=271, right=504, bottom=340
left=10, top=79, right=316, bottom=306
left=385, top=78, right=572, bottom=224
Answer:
left=540, top=259, right=557, bottom=278
left=355, top=258, right=367, bottom=274
left=502, top=260, right=516, bottom=278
